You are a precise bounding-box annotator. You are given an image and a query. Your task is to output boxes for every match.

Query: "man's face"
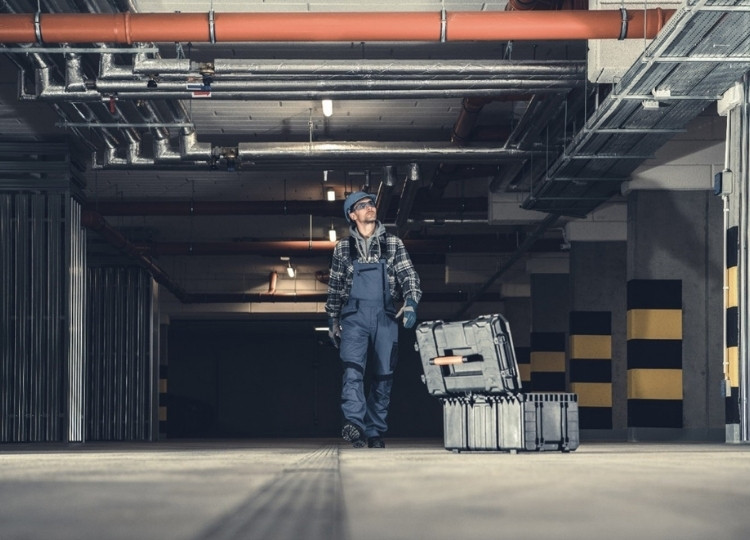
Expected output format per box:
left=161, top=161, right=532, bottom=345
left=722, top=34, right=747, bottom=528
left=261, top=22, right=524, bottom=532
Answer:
left=349, top=198, right=377, bottom=225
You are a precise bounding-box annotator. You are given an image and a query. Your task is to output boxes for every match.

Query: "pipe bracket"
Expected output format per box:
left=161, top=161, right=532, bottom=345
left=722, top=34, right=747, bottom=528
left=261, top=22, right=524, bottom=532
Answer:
left=208, top=10, right=216, bottom=44
left=440, top=9, right=447, bottom=43
left=34, top=12, right=42, bottom=44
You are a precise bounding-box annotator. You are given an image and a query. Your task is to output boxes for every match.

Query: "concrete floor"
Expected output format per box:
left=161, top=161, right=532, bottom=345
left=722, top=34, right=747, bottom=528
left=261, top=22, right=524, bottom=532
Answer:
left=1, top=439, right=749, bottom=540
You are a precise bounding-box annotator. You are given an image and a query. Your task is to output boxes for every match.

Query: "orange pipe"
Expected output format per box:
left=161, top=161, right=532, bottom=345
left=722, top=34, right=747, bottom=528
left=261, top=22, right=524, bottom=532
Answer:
left=506, top=0, right=589, bottom=11
left=268, top=271, right=278, bottom=294
left=0, top=14, right=36, bottom=43
left=215, top=12, right=438, bottom=42
left=0, top=10, right=674, bottom=44
left=446, top=9, right=672, bottom=41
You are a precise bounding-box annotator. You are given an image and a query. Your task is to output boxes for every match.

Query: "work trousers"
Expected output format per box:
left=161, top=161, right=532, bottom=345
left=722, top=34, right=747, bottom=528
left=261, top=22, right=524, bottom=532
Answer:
left=340, top=300, right=399, bottom=438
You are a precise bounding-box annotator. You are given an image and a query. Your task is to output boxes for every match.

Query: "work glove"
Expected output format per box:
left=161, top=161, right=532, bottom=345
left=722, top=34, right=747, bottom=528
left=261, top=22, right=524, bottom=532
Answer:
left=328, top=317, right=341, bottom=349
left=401, top=298, right=418, bottom=329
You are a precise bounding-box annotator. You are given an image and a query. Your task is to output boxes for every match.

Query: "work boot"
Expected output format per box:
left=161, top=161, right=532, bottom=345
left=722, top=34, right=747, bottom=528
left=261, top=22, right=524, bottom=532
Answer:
left=341, top=421, right=366, bottom=448
left=368, top=436, right=385, bottom=449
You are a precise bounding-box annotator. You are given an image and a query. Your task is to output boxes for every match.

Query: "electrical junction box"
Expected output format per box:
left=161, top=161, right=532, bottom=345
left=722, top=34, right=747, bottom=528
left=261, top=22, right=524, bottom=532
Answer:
left=714, top=169, right=733, bottom=196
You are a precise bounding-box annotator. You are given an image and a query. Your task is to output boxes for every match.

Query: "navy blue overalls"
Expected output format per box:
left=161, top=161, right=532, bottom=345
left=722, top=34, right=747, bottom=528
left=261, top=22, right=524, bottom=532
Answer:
left=339, top=240, right=398, bottom=438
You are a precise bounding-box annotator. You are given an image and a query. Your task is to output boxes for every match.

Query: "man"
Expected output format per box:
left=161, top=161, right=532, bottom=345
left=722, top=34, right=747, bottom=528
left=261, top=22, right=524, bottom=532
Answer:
left=326, top=191, right=422, bottom=448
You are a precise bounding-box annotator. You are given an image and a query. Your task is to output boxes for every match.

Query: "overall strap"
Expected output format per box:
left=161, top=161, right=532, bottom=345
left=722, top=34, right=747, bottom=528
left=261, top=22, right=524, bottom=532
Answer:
left=348, top=234, right=392, bottom=262
left=348, top=236, right=357, bottom=261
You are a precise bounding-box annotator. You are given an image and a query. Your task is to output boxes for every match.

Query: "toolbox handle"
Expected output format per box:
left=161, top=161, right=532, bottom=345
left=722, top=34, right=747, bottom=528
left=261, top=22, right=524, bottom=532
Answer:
left=430, top=354, right=482, bottom=366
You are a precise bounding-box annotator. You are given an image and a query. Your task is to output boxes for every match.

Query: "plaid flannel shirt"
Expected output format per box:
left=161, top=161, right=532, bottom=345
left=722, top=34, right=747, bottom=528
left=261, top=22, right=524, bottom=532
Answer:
left=325, top=232, right=421, bottom=319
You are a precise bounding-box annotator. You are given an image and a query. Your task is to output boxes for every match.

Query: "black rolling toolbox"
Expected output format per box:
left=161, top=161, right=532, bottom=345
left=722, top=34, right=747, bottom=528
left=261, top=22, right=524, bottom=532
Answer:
left=415, top=314, right=579, bottom=453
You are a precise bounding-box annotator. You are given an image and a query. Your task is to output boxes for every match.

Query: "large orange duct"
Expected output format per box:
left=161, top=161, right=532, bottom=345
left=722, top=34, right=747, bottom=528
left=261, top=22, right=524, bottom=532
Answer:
left=0, top=9, right=673, bottom=44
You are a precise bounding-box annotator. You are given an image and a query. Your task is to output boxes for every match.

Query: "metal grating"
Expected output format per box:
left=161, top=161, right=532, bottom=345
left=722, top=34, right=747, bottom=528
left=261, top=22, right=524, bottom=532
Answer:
left=523, top=0, right=750, bottom=216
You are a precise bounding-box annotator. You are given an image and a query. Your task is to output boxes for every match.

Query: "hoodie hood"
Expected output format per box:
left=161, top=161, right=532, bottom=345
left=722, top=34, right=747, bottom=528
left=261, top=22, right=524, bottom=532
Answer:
left=350, top=221, right=386, bottom=261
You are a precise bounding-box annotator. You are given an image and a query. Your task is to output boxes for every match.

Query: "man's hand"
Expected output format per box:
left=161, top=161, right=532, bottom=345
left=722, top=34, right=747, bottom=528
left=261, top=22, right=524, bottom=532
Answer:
left=402, top=299, right=418, bottom=329
left=328, top=317, right=341, bottom=348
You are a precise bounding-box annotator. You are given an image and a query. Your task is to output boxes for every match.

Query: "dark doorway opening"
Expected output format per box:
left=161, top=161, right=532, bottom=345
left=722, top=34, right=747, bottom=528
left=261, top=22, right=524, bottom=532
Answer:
left=167, top=319, right=441, bottom=438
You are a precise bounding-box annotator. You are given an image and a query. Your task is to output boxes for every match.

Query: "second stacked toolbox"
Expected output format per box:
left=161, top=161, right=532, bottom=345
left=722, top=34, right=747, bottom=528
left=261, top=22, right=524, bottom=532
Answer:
left=415, top=313, right=579, bottom=452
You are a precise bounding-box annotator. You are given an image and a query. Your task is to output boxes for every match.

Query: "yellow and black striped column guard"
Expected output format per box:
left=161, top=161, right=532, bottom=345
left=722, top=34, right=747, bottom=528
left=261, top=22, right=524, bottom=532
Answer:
left=569, top=311, right=612, bottom=429
left=626, top=279, right=683, bottom=428
left=725, top=226, right=740, bottom=428
left=530, top=332, right=566, bottom=391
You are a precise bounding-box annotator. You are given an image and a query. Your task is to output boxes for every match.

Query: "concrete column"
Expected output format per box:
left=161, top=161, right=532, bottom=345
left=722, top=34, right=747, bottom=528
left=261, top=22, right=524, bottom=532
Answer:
left=626, top=189, right=724, bottom=440
left=530, top=272, right=570, bottom=391
left=569, top=241, right=627, bottom=433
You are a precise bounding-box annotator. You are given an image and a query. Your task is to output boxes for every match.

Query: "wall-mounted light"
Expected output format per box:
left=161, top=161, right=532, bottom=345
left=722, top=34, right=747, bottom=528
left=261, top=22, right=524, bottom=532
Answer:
left=280, top=256, right=295, bottom=278
left=328, top=225, right=337, bottom=242
left=322, top=99, right=333, bottom=117
left=326, top=188, right=336, bottom=201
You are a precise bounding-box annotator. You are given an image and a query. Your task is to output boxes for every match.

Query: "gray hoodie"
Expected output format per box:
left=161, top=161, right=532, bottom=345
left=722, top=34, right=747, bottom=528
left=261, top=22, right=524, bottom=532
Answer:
left=349, top=221, right=386, bottom=263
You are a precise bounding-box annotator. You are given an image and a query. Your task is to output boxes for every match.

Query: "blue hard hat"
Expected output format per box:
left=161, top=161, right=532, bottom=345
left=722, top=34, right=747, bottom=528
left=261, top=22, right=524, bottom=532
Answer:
left=344, top=191, right=376, bottom=223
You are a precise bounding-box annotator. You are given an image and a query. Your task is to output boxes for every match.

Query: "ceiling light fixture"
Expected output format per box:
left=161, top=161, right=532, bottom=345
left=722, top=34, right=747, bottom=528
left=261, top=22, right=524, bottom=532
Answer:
left=328, top=225, right=337, bottom=242
left=322, top=99, right=333, bottom=117
left=326, top=188, right=336, bottom=201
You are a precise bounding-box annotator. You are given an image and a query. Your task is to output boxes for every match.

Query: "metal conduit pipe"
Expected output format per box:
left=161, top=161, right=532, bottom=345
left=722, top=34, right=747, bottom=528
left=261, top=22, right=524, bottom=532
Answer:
left=40, top=88, right=575, bottom=102
left=92, top=139, right=545, bottom=169
left=131, top=99, right=197, bottom=162
left=0, top=9, right=674, bottom=44
left=22, top=55, right=125, bottom=151
left=64, top=53, right=87, bottom=92
left=41, top=56, right=587, bottom=101
left=92, top=140, right=545, bottom=169
left=236, top=142, right=544, bottom=163
left=93, top=78, right=581, bottom=93
left=127, top=58, right=586, bottom=78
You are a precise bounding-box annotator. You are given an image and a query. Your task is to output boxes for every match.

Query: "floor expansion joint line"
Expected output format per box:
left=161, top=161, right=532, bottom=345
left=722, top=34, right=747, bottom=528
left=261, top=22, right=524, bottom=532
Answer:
left=192, top=444, right=348, bottom=540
